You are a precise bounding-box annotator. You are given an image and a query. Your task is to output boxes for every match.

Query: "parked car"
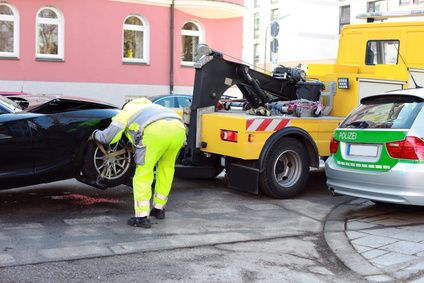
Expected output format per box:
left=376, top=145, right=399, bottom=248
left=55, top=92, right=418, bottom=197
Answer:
left=325, top=88, right=424, bottom=205
left=0, top=94, right=134, bottom=191
left=147, top=94, right=192, bottom=108
left=0, top=91, right=32, bottom=97
left=146, top=93, right=244, bottom=111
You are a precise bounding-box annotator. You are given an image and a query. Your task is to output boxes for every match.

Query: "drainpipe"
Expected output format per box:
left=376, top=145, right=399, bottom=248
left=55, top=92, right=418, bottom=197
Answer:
left=170, top=0, right=175, bottom=94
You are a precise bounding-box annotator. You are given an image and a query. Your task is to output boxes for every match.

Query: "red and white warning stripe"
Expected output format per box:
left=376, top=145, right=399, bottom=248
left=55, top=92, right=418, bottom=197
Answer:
left=246, top=118, right=291, bottom=131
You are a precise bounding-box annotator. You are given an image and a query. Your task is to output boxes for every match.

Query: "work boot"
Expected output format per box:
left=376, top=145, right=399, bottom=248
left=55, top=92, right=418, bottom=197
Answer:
left=127, top=216, right=151, bottom=228
left=150, top=208, right=165, bottom=219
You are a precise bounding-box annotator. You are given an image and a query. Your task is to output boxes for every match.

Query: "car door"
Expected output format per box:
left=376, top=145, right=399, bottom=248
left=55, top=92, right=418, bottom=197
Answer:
left=30, top=111, right=101, bottom=177
left=29, top=114, right=65, bottom=174
left=0, top=113, right=34, bottom=178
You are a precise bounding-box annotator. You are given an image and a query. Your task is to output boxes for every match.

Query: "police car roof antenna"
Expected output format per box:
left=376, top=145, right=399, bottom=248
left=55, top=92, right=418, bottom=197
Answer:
left=20, top=75, right=26, bottom=93
left=394, top=42, right=422, bottom=89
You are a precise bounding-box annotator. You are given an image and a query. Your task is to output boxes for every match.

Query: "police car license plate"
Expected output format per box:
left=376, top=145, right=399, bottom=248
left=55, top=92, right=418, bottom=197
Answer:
left=347, top=144, right=378, bottom=157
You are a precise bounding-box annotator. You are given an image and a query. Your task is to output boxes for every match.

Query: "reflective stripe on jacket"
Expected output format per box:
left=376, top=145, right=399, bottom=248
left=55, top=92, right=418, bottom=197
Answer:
left=94, top=98, right=183, bottom=145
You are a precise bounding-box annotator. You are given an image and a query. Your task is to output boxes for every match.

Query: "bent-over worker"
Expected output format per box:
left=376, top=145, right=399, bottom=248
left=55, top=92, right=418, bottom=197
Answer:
left=92, top=98, right=186, bottom=228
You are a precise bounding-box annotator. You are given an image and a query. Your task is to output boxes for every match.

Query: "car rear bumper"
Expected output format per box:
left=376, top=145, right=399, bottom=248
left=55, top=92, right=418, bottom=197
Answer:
left=325, top=157, right=424, bottom=205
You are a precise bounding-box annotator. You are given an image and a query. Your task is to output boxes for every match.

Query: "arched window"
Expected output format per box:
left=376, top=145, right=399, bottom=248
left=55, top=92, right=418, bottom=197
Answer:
left=0, top=2, right=19, bottom=58
left=36, top=6, right=64, bottom=60
left=181, top=21, right=204, bottom=65
left=123, top=14, right=149, bottom=64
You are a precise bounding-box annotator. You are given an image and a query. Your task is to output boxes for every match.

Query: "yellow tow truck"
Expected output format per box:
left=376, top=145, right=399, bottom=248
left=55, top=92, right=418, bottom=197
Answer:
left=174, top=11, right=424, bottom=198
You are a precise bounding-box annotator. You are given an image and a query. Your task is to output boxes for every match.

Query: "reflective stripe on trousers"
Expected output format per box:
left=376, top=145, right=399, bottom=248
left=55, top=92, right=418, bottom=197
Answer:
left=152, top=191, right=168, bottom=209
left=135, top=201, right=150, bottom=217
left=132, top=118, right=186, bottom=217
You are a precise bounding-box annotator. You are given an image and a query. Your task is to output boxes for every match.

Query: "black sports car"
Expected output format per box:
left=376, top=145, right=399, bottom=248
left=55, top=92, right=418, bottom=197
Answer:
left=0, top=94, right=134, bottom=190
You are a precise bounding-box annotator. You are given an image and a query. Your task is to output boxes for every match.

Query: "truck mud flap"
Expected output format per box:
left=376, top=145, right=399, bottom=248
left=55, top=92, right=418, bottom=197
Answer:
left=228, top=164, right=259, bottom=194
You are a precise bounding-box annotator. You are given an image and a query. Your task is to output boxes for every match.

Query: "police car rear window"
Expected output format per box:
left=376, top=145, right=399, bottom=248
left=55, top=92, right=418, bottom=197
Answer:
left=340, top=99, right=424, bottom=129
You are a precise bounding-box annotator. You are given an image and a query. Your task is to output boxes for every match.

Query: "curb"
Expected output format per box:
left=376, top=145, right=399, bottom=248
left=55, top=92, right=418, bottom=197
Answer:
left=324, top=201, right=396, bottom=282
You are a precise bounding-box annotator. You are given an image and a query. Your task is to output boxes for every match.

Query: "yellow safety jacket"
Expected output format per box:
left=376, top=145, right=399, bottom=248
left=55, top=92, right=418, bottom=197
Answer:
left=94, top=98, right=183, bottom=146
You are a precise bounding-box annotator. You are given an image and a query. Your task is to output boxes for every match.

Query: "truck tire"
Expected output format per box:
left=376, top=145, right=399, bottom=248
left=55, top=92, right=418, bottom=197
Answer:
left=259, top=137, right=309, bottom=198
left=81, top=139, right=135, bottom=187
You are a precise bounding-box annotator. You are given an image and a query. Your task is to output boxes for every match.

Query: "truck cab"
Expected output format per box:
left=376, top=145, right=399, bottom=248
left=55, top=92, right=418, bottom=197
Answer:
left=308, top=12, right=424, bottom=118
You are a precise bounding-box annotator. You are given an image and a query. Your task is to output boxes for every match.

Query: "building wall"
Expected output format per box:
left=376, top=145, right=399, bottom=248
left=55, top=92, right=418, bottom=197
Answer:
left=0, top=0, right=244, bottom=106
left=243, top=0, right=424, bottom=74
left=243, top=0, right=340, bottom=73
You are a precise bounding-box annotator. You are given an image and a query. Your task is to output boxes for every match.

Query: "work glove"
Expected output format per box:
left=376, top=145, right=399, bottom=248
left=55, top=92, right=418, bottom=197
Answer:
left=88, top=129, right=99, bottom=141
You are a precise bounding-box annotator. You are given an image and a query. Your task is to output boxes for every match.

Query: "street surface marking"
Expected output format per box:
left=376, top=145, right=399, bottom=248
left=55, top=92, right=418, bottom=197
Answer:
left=0, top=254, right=15, bottom=264
left=38, top=245, right=106, bottom=259
left=63, top=216, right=118, bottom=225
left=0, top=223, right=44, bottom=230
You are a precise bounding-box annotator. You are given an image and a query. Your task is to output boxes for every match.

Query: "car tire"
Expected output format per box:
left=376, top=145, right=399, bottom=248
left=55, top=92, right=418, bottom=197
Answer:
left=259, top=137, right=309, bottom=198
left=81, top=139, right=135, bottom=187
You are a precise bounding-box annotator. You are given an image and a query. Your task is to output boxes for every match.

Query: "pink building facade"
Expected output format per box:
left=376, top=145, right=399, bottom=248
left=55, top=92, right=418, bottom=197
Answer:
left=0, top=0, right=247, bottom=106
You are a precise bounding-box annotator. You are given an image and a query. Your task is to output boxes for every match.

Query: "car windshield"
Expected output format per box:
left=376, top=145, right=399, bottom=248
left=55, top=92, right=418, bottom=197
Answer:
left=0, top=95, right=22, bottom=113
left=340, top=96, right=424, bottom=129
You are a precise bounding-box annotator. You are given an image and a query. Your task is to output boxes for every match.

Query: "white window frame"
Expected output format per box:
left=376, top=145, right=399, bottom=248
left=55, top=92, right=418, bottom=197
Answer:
left=181, top=20, right=204, bottom=67
left=367, top=0, right=387, bottom=12
left=339, top=5, right=350, bottom=34
left=400, top=0, right=424, bottom=5
left=253, top=43, right=259, bottom=67
left=36, top=6, right=64, bottom=61
left=254, top=13, right=260, bottom=39
left=122, top=14, right=149, bottom=64
left=0, top=2, right=19, bottom=58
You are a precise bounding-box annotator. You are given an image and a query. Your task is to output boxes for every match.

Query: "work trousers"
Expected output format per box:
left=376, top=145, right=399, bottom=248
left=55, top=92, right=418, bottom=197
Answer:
left=133, top=118, right=186, bottom=217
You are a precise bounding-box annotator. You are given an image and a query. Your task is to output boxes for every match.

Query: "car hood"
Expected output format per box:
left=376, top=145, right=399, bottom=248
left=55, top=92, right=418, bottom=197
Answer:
left=8, top=95, right=118, bottom=113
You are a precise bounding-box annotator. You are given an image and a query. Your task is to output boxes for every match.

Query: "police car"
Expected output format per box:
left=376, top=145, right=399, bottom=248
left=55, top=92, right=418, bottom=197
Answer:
left=325, top=88, right=424, bottom=205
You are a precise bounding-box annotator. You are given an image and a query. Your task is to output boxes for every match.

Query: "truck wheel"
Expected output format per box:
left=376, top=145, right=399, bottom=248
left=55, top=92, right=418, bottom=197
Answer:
left=81, top=139, right=135, bottom=187
left=259, top=138, right=309, bottom=198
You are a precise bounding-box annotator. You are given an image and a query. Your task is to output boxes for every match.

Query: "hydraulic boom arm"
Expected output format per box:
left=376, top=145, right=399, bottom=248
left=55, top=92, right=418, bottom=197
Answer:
left=180, top=45, right=302, bottom=170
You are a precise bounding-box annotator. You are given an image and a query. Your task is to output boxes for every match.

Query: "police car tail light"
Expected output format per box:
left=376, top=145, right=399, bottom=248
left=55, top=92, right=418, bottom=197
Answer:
left=386, top=136, right=424, bottom=160
left=330, top=137, right=340, bottom=154
left=221, top=130, right=238, bottom=142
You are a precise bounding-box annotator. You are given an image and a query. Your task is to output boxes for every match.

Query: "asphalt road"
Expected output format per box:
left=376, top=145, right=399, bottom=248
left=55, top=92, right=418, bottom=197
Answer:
left=0, top=168, right=381, bottom=282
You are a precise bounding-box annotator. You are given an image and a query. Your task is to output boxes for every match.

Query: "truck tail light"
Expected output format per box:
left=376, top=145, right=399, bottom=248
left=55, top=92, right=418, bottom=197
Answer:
left=330, top=137, right=340, bottom=154
left=386, top=136, right=424, bottom=160
left=221, top=130, right=238, bottom=142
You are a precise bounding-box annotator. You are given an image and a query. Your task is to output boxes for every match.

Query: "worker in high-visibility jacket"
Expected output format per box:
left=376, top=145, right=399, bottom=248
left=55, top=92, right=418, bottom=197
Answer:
left=92, top=98, right=186, bottom=228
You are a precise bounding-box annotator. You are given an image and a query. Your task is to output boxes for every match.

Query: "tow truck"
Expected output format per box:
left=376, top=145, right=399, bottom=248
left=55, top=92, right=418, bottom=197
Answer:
left=174, top=44, right=340, bottom=199
left=173, top=11, right=424, bottom=199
